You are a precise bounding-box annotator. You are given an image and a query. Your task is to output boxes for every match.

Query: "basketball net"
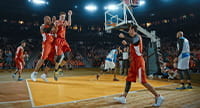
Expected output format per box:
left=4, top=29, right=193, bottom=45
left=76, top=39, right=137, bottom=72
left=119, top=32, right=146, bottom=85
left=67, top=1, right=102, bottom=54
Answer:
left=123, top=0, right=139, bottom=7
left=106, top=21, right=117, bottom=27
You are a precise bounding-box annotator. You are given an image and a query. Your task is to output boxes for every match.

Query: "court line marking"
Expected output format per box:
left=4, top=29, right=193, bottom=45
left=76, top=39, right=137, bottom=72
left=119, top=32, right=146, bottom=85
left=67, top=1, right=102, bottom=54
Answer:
left=0, top=81, right=17, bottom=83
left=26, top=80, right=35, bottom=107
left=0, top=100, right=31, bottom=104
left=33, top=83, right=177, bottom=108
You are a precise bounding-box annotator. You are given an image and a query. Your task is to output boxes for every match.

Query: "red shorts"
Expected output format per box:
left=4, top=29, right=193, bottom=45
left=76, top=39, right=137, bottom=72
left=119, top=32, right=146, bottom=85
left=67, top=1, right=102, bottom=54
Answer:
left=47, top=47, right=56, bottom=64
left=55, top=38, right=71, bottom=56
left=126, top=57, right=147, bottom=83
left=41, top=42, right=54, bottom=60
left=15, top=59, right=24, bottom=70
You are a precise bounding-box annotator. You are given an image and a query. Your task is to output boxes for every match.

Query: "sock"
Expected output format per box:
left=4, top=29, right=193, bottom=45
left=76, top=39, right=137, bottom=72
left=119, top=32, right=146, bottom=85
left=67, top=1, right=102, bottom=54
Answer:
left=14, top=71, right=18, bottom=74
left=181, top=83, right=185, bottom=87
left=18, top=75, right=21, bottom=79
left=58, top=66, right=62, bottom=69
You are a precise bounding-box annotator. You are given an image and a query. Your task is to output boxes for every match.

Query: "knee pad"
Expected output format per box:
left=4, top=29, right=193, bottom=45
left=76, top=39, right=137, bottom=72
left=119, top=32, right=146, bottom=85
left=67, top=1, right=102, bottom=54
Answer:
left=178, top=70, right=184, bottom=80
left=44, top=60, right=51, bottom=67
left=184, top=70, right=191, bottom=80
left=64, top=52, right=71, bottom=61
left=56, top=54, right=64, bottom=63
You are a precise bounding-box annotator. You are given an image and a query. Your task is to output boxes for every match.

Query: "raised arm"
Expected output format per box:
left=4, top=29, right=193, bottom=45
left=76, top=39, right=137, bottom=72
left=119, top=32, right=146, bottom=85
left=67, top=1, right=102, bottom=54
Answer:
left=67, top=10, right=72, bottom=26
left=119, top=33, right=140, bottom=45
left=64, top=10, right=72, bottom=26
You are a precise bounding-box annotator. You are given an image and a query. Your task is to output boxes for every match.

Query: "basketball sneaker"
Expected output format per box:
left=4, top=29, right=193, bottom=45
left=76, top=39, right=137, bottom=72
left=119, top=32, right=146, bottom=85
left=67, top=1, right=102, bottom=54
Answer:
left=113, top=78, right=120, bottom=81
left=96, top=74, right=100, bottom=80
left=12, top=73, right=16, bottom=79
left=186, top=85, right=192, bottom=89
left=31, top=72, right=38, bottom=82
left=176, top=85, right=186, bottom=90
left=18, top=78, right=25, bottom=81
left=58, top=69, right=64, bottom=76
left=152, top=96, right=164, bottom=107
left=41, top=74, right=48, bottom=82
left=113, top=96, right=126, bottom=104
left=54, top=71, right=59, bottom=81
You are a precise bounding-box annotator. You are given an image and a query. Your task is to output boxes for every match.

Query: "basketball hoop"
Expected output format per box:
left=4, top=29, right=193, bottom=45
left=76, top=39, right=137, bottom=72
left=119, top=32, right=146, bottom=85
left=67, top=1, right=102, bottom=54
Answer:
left=105, top=0, right=139, bottom=31
left=106, top=22, right=117, bottom=27
left=123, top=0, right=139, bottom=7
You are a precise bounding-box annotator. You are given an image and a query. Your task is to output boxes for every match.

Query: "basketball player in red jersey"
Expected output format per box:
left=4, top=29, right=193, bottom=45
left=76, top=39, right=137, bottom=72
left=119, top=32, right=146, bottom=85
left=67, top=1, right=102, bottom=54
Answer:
left=31, top=16, right=57, bottom=82
left=12, top=41, right=26, bottom=81
left=53, top=10, right=72, bottom=81
left=114, top=24, right=164, bottom=107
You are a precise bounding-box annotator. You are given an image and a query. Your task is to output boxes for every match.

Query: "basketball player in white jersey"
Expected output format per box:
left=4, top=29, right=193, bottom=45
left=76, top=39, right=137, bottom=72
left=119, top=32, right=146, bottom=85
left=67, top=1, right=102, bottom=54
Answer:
left=96, top=47, right=121, bottom=81
left=175, top=31, right=192, bottom=89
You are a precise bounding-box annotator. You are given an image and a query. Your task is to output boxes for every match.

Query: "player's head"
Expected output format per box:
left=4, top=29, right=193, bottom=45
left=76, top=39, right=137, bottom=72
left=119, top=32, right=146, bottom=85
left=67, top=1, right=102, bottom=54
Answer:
left=44, top=16, right=51, bottom=25
left=116, top=46, right=122, bottom=54
left=52, top=16, right=56, bottom=23
left=128, top=24, right=138, bottom=36
left=59, top=12, right=66, bottom=21
left=176, top=31, right=184, bottom=38
left=123, top=47, right=127, bottom=52
left=20, top=40, right=26, bottom=47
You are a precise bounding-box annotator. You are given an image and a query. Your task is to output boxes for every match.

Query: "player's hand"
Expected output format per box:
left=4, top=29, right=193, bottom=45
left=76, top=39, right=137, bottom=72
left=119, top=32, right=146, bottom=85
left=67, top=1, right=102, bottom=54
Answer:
left=119, top=33, right=125, bottom=38
left=64, top=21, right=69, bottom=26
left=68, top=10, right=72, bottom=16
left=51, top=26, right=57, bottom=34
left=173, top=57, right=178, bottom=62
left=23, top=62, right=25, bottom=66
left=122, top=40, right=127, bottom=45
left=52, top=16, right=56, bottom=23
left=54, top=20, right=59, bottom=26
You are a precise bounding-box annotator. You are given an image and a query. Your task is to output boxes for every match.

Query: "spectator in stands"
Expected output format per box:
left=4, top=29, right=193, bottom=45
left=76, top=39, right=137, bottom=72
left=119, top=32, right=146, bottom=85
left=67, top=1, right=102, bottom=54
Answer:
left=0, top=56, right=4, bottom=69
left=160, top=62, right=170, bottom=79
left=24, top=51, right=29, bottom=68
left=118, top=48, right=123, bottom=74
left=122, top=47, right=129, bottom=76
left=100, top=61, right=105, bottom=70
left=0, top=49, right=3, bottom=58
left=4, top=50, right=13, bottom=69
left=168, top=62, right=178, bottom=80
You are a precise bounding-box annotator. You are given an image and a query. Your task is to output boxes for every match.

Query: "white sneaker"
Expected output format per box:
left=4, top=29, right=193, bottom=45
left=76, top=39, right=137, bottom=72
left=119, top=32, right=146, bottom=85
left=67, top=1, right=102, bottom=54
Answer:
left=12, top=73, right=16, bottom=79
left=114, top=96, right=126, bottom=104
left=152, top=96, right=164, bottom=107
left=31, top=72, right=38, bottom=82
left=41, top=74, right=48, bottom=82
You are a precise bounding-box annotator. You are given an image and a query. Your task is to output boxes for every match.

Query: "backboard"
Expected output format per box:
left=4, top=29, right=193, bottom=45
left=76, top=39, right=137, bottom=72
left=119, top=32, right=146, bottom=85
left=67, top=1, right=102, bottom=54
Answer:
left=104, top=0, right=138, bottom=31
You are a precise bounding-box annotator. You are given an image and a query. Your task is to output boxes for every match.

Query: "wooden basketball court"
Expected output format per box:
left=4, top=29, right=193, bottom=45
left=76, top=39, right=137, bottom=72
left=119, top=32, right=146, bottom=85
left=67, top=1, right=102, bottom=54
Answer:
left=0, top=69, right=200, bottom=108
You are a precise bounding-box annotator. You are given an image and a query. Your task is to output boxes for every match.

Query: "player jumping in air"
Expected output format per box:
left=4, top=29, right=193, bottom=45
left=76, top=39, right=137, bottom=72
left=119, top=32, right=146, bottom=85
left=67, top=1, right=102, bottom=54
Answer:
left=31, top=16, right=57, bottom=82
left=53, top=10, right=72, bottom=81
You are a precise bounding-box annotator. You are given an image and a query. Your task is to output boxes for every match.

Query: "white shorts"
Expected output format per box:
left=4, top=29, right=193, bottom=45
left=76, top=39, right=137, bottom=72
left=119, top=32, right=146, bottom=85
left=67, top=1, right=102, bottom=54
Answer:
left=104, top=60, right=116, bottom=70
left=178, top=56, right=190, bottom=70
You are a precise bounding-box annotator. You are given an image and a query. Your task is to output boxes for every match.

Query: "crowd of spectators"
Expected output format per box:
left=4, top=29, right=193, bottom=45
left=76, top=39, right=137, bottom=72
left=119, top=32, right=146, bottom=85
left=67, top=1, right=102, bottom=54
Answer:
left=0, top=13, right=199, bottom=74
left=0, top=29, right=199, bottom=75
left=0, top=37, right=40, bottom=69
